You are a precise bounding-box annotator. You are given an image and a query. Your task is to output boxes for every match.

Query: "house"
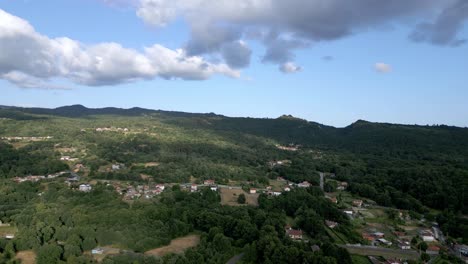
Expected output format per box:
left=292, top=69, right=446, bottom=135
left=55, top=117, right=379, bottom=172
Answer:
left=4, top=234, right=14, bottom=239
left=455, top=244, right=468, bottom=257
left=397, top=240, right=411, bottom=250
left=343, top=210, right=354, bottom=216
left=353, top=200, right=363, bottom=207
left=190, top=184, right=198, bottom=192
left=378, top=238, right=392, bottom=246
left=284, top=187, right=291, bottom=192
left=210, top=186, right=218, bottom=192
left=362, top=233, right=374, bottom=241
left=155, top=184, right=165, bottom=191
left=112, top=164, right=121, bottom=171
left=337, top=186, right=346, bottom=191
left=272, top=191, right=281, bottom=196
left=420, top=230, right=435, bottom=242
left=285, top=227, right=303, bottom=240
left=393, top=231, right=406, bottom=237
left=373, top=232, right=385, bottom=238
left=60, top=156, right=71, bottom=161
left=427, top=245, right=440, bottom=254
left=325, top=220, right=338, bottom=229
left=266, top=186, right=272, bottom=190
left=250, top=188, right=257, bottom=194
left=297, top=181, right=311, bottom=188
left=204, top=179, right=215, bottom=185
left=79, top=184, right=92, bottom=192
left=91, top=248, right=104, bottom=255
left=326, top=196, right=337, bottom=204
left=311, top=245, right=320, bottom=252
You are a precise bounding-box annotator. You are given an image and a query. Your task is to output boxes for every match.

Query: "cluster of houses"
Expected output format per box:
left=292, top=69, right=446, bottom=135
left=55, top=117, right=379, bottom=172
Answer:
left=190, top=180, right=218, bottom=192
left=112, top=183, right=166, bottom=199
left=1, top=136, right=52, bottom=141
left=12, top=171, right=68, bottom=183
left=275, top=144, right=301, bottom=151
left=94, top=127, right=129, bottom=132
left=60, top=156, right=78, bottom=161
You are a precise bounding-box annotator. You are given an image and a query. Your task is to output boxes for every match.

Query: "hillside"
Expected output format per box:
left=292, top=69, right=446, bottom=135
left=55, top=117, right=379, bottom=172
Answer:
left=0, top=105, right=467, bottom=264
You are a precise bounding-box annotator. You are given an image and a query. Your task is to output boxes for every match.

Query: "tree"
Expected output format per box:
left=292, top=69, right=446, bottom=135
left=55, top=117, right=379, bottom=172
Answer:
left=418, top=241, right=428, bottom=252
left=237, top=194, right=246, bottom=204
left=37, top=244, right=63, bottom=264
left=420, top=252, right=430, bottom=262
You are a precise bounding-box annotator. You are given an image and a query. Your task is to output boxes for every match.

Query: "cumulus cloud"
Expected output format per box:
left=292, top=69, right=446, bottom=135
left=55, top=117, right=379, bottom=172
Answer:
left=280, top=62, right=301, bottom=74
left=374, top=63, right=392, bottom=73
left=0, top=9, right=238, bottom=88
left=134, top=0, right=464, bottom=71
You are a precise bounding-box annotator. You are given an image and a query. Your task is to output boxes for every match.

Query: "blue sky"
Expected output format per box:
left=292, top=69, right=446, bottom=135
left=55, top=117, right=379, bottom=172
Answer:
left=0, top=0, right=467, bottom=127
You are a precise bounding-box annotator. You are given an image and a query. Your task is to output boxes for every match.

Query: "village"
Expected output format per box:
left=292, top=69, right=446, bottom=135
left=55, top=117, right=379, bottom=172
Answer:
left=4, top=149, right=467, bottom=264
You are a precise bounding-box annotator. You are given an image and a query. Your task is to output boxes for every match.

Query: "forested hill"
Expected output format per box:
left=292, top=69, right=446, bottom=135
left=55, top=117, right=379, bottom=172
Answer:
left=2, top=104, right=467, bottom=155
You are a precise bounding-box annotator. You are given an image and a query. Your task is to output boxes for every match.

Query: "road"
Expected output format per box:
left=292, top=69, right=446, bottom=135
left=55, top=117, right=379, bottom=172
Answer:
left=340, top=244, right=419, bottom=260
left=226, top=253, right=244, bottom=264
left=319, top=172, right=324, bottom=191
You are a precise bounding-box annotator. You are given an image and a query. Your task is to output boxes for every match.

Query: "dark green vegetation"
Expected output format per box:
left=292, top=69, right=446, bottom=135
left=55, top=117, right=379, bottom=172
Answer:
left=0, top=105, right=467, bottom=263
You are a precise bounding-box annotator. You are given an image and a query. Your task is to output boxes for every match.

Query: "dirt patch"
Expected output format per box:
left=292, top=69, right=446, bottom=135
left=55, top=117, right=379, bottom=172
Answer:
left=145, top=235, right=200, bottom=257
left=220, top=188, right=259, bottom=206
left=144, top=162, right=160, bottom=168
left=16, top=250, right=36, bottom=264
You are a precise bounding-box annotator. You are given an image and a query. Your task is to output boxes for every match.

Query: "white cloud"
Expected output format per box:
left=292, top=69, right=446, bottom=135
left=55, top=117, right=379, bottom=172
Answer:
left=279, top=62, right=302, bottom=74
left=374, top=63, right=392, bottom=73
left=0, top=8, right=238, bottom=88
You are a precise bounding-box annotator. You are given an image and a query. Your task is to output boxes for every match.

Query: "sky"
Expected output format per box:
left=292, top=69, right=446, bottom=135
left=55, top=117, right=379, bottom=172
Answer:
left=0, top=0, right=467, bottom=127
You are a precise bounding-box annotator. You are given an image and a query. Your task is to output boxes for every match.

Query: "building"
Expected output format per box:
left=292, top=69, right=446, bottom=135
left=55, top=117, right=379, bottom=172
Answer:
left=398, top=241, right=411, bottom=250
left=455, top=244, right=468, bottom=257
left=4, top=234, right=14, bottom=239
left=210, top=186, right=218, bottom=192
left=204, top=179, right=215, bottom=185
left=285, top=226, right=303, bottom=240
left=297, top=181, right=311, bottom=188
left=91, top=248, right=104, bottom=255
left=353, top=200, right=363, bottom=207
left=111, top=164, right=121, bottom=170
left=420, top=230, right=435, bottom=242
left=325, top=220, right=338, bottom=229
left=427, top=245, right=440, bottom=255
left=373, top=232, right=385, bottom=238
left=378, top=238, right=392, bottom=246
left=190, top=184, right=198, bottom=192
left=79, top=184, right=92, bottom=192
left=250, top=188, right=257, bottom=194
left=284, top=187, right=291, bottom=192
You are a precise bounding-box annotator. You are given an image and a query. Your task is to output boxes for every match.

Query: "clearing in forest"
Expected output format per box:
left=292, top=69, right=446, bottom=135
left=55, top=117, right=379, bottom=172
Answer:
left=220, top=188, right=259, bottom=206
left=145, top=234, right=200, bottom=257
left=15, top=250, right=36, bottom=264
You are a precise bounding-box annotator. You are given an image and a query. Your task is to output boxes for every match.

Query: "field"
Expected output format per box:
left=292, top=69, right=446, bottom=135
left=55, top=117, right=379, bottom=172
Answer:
left=0, top=225, right=17, bottom=236
left=220, top=188, right=259, bottom=206
left=15, top=250, right=36, bottom=264
left=145, top=235, right=200, bottom=257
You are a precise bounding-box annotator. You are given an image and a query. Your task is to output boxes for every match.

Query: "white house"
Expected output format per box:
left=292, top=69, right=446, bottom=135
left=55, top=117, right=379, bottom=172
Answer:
left=79, top=184, right=92, bottom=192
left=250, top=188, right=257, bottom=194
left=297, top=181, right=311, bottom=188
left=420, top=230, right=435, bottom=242
left=91, top=248, right=104, bottom=255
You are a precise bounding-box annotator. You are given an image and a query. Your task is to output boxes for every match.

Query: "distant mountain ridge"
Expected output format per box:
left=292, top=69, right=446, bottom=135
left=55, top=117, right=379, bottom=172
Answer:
left=1, top=104, right=468, bottom=154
